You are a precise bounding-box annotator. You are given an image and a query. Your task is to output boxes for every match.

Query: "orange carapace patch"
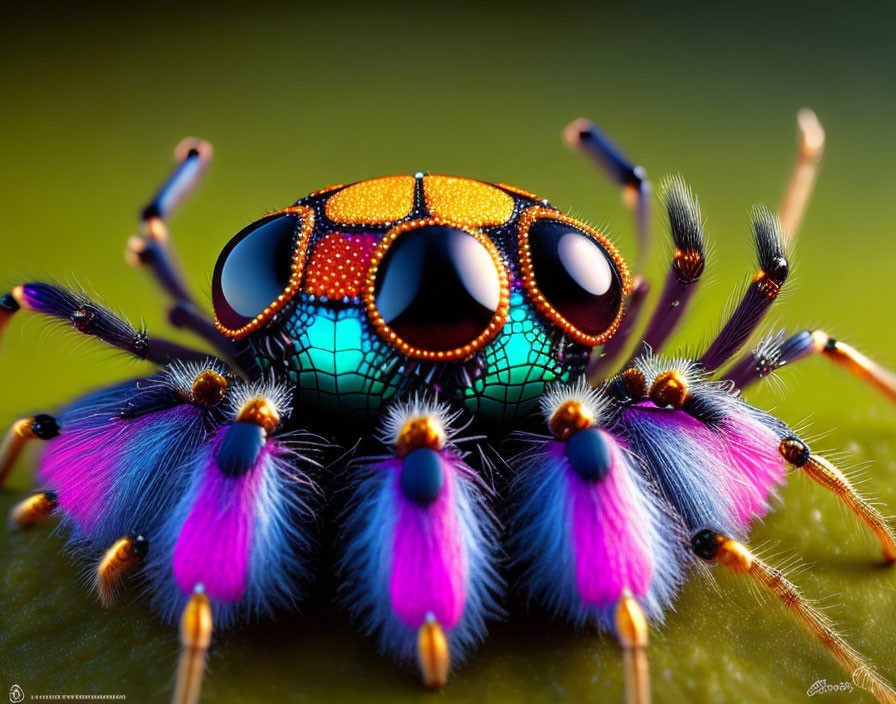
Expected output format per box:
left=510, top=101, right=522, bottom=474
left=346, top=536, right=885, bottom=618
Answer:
left=303, top=232, right=378, bottom=300
left=422, top=175, right=515, bottom=227
left=496, top=182, right=541, bottom=201
left=324, top=176, right=416, bottom=225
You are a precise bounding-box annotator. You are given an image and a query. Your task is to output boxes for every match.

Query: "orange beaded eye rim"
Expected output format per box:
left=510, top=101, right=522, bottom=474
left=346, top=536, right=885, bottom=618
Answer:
left=517, top=206, right=632, bottom=347
left=214, top=205, right=315, bottom=339
left=364, top=217, right=511, bottom=362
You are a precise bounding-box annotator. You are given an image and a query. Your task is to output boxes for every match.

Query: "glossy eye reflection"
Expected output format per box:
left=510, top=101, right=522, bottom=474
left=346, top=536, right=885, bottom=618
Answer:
left=372, top=224, right=503, bottom=353
left=212, top=213, right=300, bottom=332
left=526, top=218, right=623, bottom=336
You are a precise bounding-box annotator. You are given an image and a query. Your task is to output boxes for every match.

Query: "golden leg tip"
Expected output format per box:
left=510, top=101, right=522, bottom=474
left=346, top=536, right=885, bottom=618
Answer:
left=9, top=491, right=57, bottom=528
left=125, top=236, right=148, bottom=267
left=172, top=585, right=213, bottom=704
left=615, top=594, right=648, bottom=649
left=96, top=535, right=148, bottom=608
left=1, top=416, right=58, bottom=488
left=417, top=616, right=450, bottom=690
left=1, top=419, right=35, bottom=486
left=803, top=455, right=896, bottom=565
left=615, top=594, right=651, bottom=704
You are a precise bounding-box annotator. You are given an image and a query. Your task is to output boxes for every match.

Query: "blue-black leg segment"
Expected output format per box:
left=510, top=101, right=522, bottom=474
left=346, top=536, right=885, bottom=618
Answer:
left=3, top=282, right=213, bottom=365
left=698, top=207, right=788, bottom=373
left=565, top=118, right=652, bottom=273
left=729, top=329, right=896, bottom=404
left=128, top=138, right=212, bottom=307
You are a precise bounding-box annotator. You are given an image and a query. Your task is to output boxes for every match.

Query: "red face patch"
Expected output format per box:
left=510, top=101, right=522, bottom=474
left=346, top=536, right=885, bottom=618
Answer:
left=302, top=232, right=378, bottom=301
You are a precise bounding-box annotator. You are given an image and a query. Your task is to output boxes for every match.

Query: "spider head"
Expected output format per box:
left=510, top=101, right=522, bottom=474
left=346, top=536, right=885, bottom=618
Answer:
left=208, top=176, right=632, bottom=422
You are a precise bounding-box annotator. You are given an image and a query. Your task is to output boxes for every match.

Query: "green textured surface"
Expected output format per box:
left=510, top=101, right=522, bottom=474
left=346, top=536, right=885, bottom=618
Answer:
left=285, top=301, right=401, bottom=419
left=2, top=2, right=896, bottom=703
left=464, top=292, right=569, bottom=424
left=281, top=290, right=570, bottom=425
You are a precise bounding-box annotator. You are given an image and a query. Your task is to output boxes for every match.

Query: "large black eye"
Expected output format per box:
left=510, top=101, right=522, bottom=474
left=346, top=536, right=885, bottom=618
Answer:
left=372, top=223, right=505, bottom=355
left=212, top=212, right=302, bottom=333
left=525, top=218, right=623, bottom=337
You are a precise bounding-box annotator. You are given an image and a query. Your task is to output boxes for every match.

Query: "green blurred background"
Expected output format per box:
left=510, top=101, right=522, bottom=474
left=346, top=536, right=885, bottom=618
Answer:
left=1, top=1, right=895, bottom=702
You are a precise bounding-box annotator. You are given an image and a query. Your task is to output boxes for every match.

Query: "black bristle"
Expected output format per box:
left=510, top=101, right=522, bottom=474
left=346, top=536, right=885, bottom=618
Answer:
left=30, top=414, right=60, bottom=440
left=751, top=330, right=787, bottom=378
left=750, top=205, right=788, bottom=283
left=682, top=391, right=728, bottom=427
left=118, top=385, right=180, bottom=419
left=691, top=529, right=722, bottom=560
left=131, top=535, right=149, bottom=559
left=0, top=292, right=19, bottom=312
left=662, top=175, right=706, bottom=284
left=661, top=175, right=705, bottom=254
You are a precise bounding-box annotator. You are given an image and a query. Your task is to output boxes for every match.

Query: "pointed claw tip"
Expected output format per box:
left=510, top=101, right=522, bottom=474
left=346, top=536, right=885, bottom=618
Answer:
left=796, top=108, right=825, bottom=158
left=417, top=618, right=450, bottom=690
left=563, top=117, right=592, bottom=147
left=9, top=491, right=57, bottom=529
left=174, top=137, right=214, bottom=164
left=180, top=586, right=212, bottom=650
left=615, top=595, right=648, bottom=649
left=95, top=535, right=149, bottom=608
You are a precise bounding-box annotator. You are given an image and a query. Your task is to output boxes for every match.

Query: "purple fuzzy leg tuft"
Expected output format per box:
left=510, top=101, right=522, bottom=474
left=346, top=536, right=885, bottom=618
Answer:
left=511, top=428, right=686, bottom=629
left=171, top=437, right=267, bottom=602
left=340, top=450, right=501, bottom=663
left=718, top=413, right=787, bottom=522
left=148, top=428, right=313, bottom=626
left=390, top=456, right=467, bottom=630
left=621, top=404, right=748, bottom=535
left=39, top=392, right=205, bottom=546
left=566, top=434, right=653, bottom=605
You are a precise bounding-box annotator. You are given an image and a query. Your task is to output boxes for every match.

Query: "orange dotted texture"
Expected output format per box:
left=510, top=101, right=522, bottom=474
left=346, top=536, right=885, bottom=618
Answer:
left=303, top=232, right=378, bottom=300
left=324, top=175, right=416, bottom=225
left=423, top=175, right=515, bottom=227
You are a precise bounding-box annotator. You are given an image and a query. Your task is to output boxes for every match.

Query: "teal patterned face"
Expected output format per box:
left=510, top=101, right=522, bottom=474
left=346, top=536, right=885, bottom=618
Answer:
left=268, top=290, right=585, bottom=426
left=213, top=175, right=632, bottom=427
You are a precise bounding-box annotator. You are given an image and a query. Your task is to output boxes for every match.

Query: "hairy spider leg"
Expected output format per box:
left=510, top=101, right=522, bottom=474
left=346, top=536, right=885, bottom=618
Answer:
left=698, top=207, right=789, bottom=372
left=339, top=396, right=503, bottom=688
left=0, top=282, right=212, bottom=365
left=692, top=531, right=896, bottom=704
left=698, top=110, right=825, bottom=375
left=614, top=355, right=896, bottom=561
left=699, top=110, right=822, bottom=370
left=140, top=383, right=314, bottom=703
left=593, top=110, right=823, bottom=382
left=173, top=585, right=213, bottom=704
left=126, top=138, right=240, bottom=364
left=565, top=119, right=654, bottom=380
left=509, top=381, right=692, bottom=704
left=729, top=329, right=896, bottom=404
left=779, top=437, right=896, bottom=562
left=127, top=137, right=212, bottom=307
left=0, top=414, right=59, bottom=487
left=780, top=108, right=826, bottom=241
left=634, top=176, right=707, bottom=359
